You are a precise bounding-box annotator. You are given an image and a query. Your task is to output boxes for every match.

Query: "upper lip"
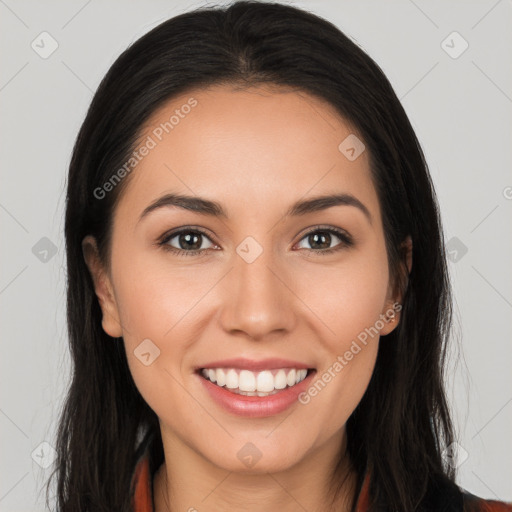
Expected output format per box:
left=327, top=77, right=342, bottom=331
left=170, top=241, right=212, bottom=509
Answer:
left=196, top=357, right=314, bottom=372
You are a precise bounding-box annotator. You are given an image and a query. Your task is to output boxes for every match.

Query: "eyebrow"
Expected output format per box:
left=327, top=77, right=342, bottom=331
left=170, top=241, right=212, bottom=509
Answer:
left=138, top=192, right=372, bottom=225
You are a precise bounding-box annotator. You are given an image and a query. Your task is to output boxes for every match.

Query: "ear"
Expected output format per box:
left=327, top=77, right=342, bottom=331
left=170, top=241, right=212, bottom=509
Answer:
left=379, top=235, right=412, bottom=336
left=81, top=235, right=123, bottom=338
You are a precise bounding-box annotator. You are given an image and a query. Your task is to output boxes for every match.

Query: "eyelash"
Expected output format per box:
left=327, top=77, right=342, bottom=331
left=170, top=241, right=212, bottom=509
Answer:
left=157, top=225, right=353, bottom=257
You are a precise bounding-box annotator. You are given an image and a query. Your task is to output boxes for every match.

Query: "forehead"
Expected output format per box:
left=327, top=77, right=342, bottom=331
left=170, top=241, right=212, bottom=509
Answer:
left=114, top=84, right=379, bottom=225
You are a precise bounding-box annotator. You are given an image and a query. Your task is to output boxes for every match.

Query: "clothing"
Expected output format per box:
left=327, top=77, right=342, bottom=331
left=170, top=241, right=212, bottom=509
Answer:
left=130, top=431, right=512, bottom=512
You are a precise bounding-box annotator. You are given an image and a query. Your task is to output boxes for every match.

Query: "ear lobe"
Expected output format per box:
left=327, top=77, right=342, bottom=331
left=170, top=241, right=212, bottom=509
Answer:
left=81, top=235, right=123, bottom=338
left=378, top=301, right=401, bottom=336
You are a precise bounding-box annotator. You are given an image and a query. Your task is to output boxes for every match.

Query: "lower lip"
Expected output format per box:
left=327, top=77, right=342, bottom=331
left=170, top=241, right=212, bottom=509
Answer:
left=196, top=370, right=317, bottom=418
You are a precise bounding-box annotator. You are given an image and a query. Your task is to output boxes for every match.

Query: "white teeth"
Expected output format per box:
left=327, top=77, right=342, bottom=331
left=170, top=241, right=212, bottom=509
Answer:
left=200, top=367, right=309, bottom=393
left=274, top=369, right=287, bottom=389
left=216, top=368, right=226, bottom=387
left=239, top=370, right=256, bottom=392
left=256, top=370, right=274, bottom=392
left=225, top=369, right=238, bottom=389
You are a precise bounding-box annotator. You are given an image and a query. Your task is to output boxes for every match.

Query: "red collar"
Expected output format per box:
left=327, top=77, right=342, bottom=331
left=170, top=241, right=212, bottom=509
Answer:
left=131, top=453, right=153, bottom=512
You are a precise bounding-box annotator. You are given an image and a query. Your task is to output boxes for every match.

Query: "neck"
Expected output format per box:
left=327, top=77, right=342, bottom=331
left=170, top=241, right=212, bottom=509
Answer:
left=153, top=428, right=358, bottom=512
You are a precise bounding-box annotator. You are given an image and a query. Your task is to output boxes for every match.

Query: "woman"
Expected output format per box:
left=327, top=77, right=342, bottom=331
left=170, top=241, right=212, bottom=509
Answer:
left=47, top=1, right=511, bottom=511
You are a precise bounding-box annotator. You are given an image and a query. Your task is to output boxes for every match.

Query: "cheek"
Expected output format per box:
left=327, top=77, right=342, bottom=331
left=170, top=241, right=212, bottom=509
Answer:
left=111, top=247, right=217, bottom=338
left=292, top=251, right=390, bottom=345
left=110, top=251, right=225, bottom=408
left=292, top=250, right=388, bottom=420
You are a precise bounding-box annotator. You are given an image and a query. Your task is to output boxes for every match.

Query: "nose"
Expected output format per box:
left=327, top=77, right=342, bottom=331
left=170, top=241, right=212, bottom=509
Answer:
left=218, top=242, right=297, bottom=341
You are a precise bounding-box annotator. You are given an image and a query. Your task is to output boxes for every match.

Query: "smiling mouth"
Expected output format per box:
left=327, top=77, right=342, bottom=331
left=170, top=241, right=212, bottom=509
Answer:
left=196, top=367, right=316, bottom=397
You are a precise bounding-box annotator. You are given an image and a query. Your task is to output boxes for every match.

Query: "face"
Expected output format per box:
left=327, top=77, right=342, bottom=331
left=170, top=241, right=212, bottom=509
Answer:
left=83, top=84, right=409, bottom=475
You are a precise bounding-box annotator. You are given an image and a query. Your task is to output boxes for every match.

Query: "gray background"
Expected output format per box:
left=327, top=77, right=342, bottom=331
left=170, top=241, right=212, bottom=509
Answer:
left=1, top=0, right=511, bottom=509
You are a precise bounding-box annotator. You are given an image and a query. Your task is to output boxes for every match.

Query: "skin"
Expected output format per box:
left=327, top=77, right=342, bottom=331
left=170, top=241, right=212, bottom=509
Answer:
left=83, top=84, right=412, bottom=512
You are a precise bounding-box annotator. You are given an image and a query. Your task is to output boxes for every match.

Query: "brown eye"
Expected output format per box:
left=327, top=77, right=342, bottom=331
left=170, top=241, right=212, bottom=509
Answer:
left=306, top=231, right=333, bottom=250
left=174, top=232, right=205, bottom=251
left=295, top=227, right=353, bottom=254
left=159, top=228, right=216, bottom=256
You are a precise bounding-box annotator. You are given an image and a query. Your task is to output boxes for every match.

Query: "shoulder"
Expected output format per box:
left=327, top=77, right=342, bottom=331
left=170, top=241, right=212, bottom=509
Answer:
left=420, top=473, right=512, bottom=512
left=462, top=489, right=512, bottom=512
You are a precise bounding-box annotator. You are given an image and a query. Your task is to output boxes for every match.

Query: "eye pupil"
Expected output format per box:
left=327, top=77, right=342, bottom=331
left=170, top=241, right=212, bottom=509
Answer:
left=309, top=231, right=331, bottom=249
left=180, top=233, right=202, bottom=250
